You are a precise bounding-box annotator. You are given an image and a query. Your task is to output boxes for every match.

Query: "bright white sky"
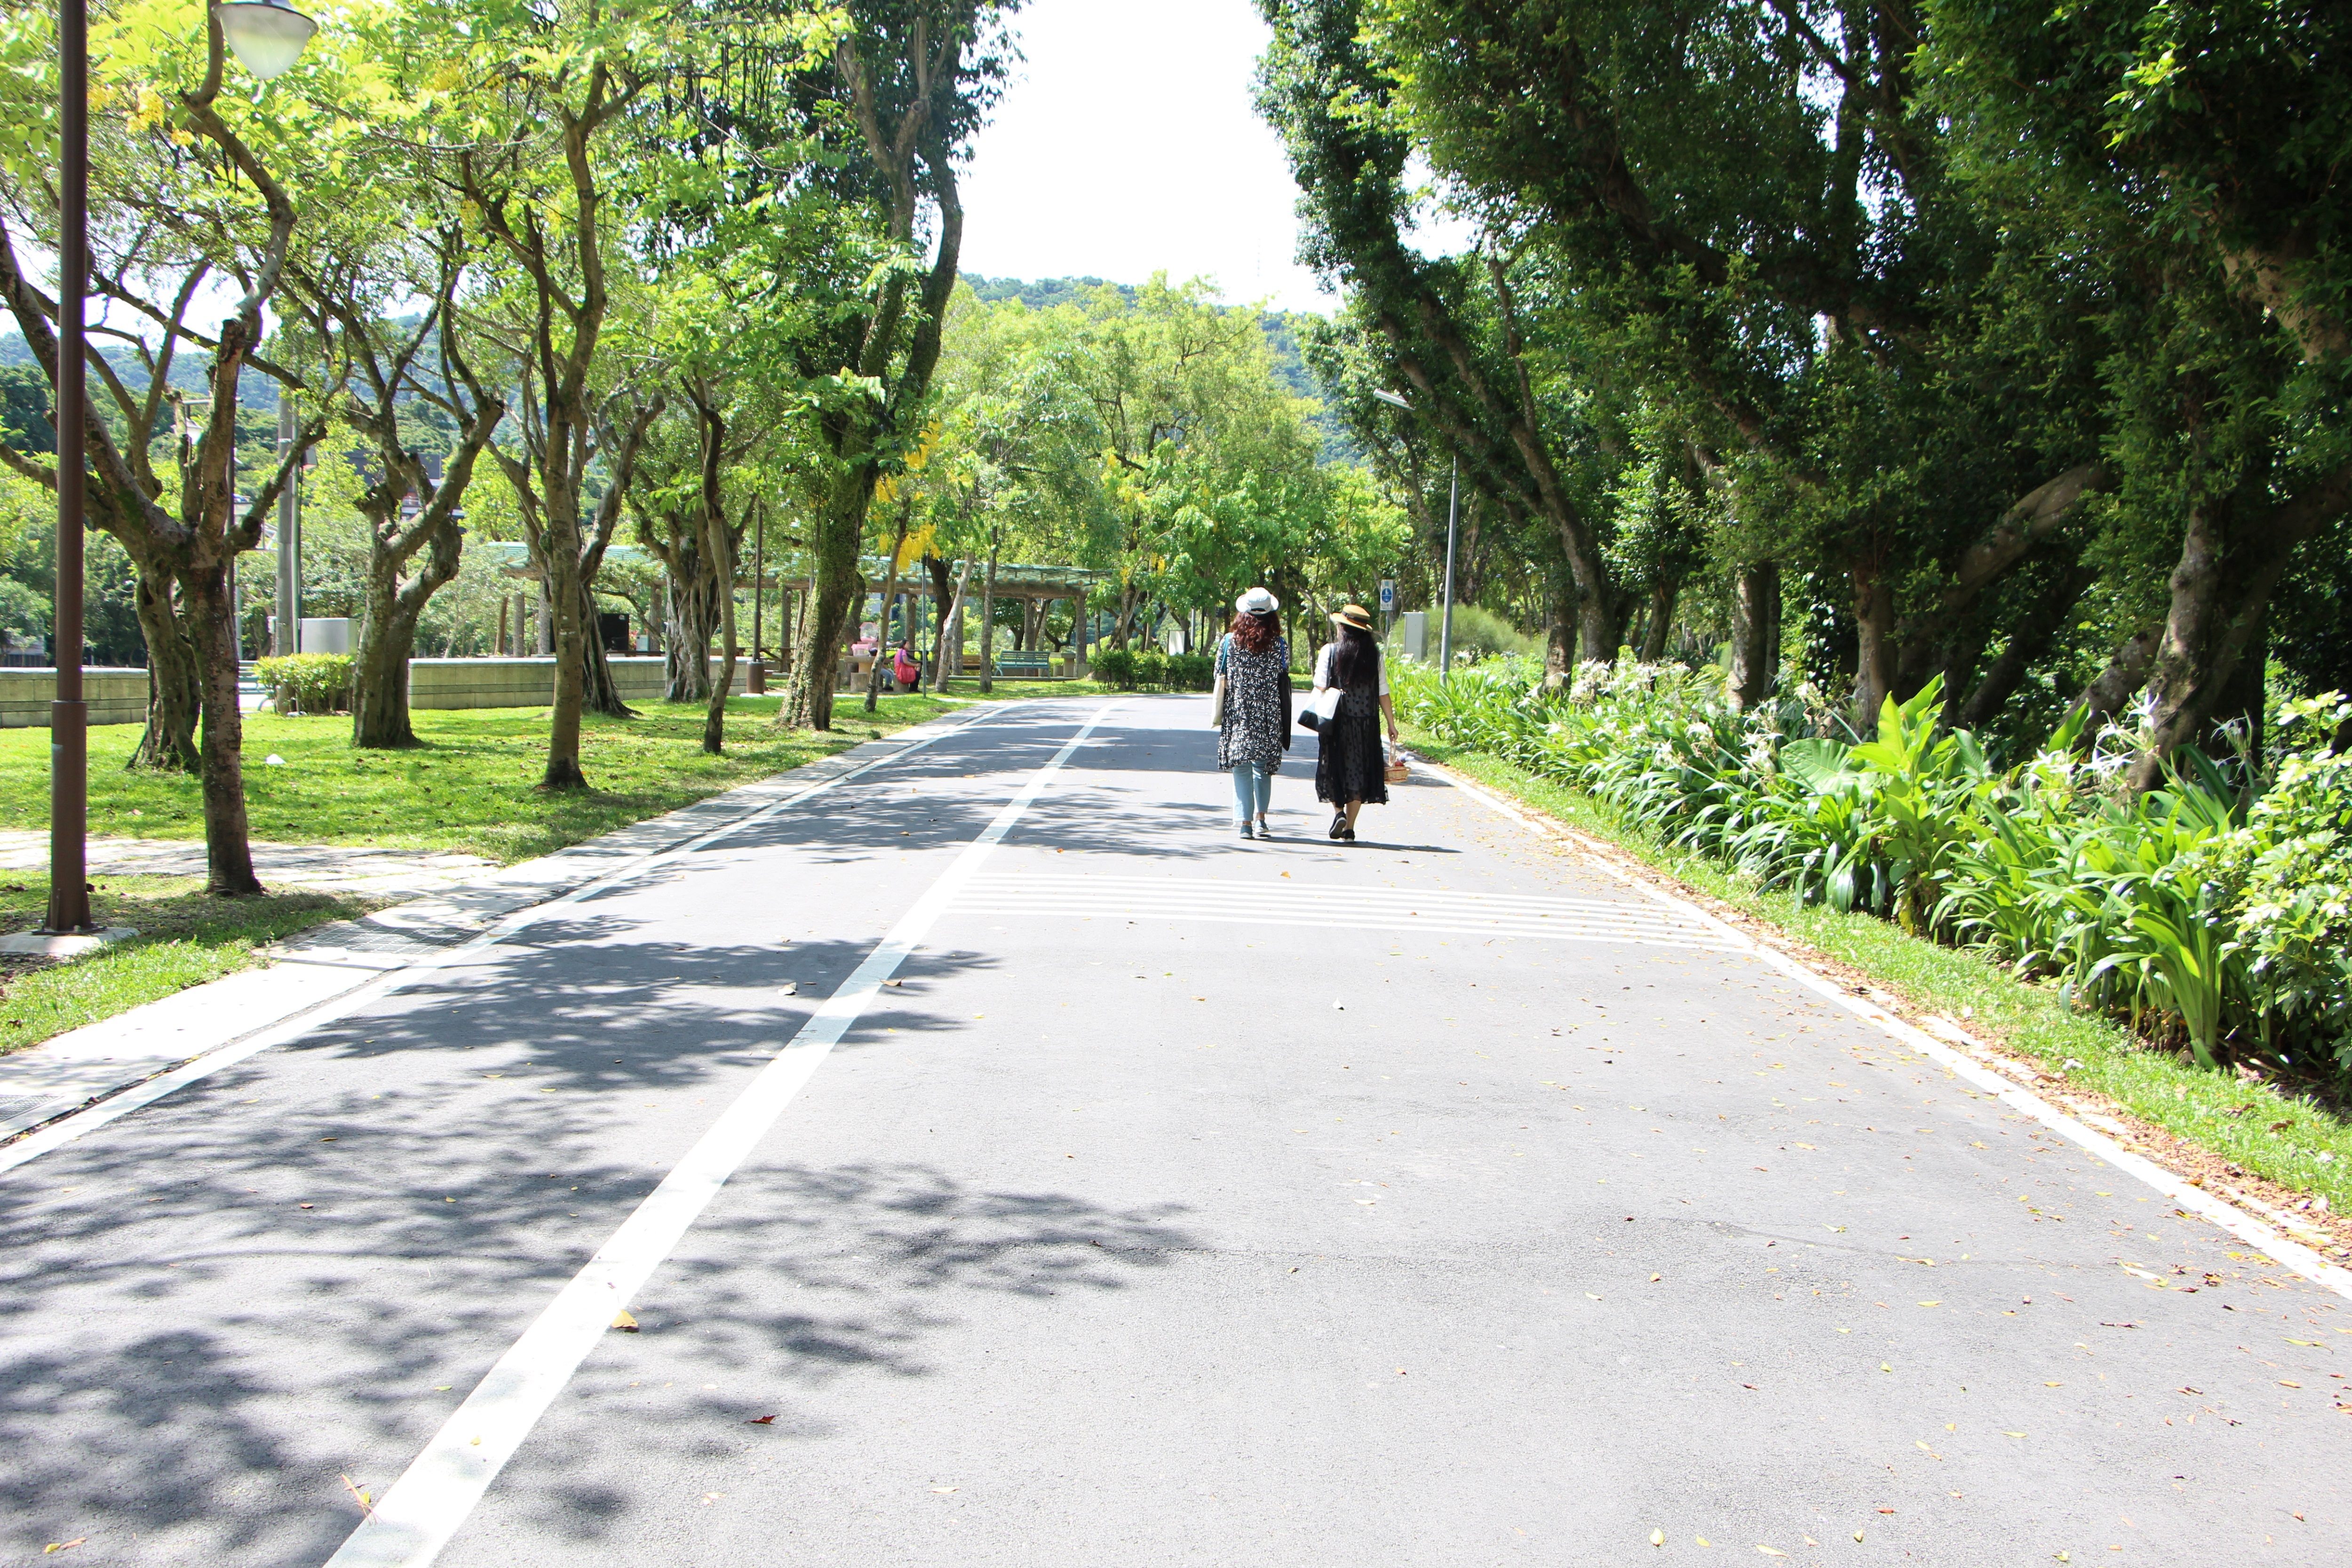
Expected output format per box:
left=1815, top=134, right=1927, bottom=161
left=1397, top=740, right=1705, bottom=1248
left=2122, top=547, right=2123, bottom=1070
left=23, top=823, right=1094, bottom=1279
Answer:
left=958, top=0, right=1332, bottom=314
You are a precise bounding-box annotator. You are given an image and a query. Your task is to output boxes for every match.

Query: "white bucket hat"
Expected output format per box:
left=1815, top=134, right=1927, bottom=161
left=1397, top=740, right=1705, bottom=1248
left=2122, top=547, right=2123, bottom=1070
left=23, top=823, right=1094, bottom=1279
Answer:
left=1235, top=586, right=1280, bottom=615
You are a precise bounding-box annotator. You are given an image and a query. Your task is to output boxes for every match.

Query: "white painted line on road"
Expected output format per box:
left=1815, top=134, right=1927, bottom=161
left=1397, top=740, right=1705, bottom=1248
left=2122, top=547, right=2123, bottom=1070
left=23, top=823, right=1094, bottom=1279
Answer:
left=1432, top=760, right=2352, bottom=1305
left=322, top=702, right=1123, bottom=1568
left=0, top=706, right=1003, bottom=1181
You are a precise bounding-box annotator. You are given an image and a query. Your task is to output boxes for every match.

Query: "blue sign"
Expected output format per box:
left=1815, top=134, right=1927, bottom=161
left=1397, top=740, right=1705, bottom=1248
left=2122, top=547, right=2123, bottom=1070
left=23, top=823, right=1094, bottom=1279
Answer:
left=1378, top=579, right=1397, bottom=611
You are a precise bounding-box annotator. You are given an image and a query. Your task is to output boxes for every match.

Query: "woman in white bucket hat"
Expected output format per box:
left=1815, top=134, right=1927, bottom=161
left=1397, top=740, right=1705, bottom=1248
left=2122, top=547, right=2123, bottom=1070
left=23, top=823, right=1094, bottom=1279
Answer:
left=1212, top=586, right=1292, bottom=839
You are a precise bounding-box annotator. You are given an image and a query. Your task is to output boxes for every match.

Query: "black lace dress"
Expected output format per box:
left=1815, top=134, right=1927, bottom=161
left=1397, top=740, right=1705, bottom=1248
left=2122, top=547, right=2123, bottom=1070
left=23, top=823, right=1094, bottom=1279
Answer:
left=1215, top=634, right=1290, bottom=771
left=1313, top=644, right=1388, bottom=806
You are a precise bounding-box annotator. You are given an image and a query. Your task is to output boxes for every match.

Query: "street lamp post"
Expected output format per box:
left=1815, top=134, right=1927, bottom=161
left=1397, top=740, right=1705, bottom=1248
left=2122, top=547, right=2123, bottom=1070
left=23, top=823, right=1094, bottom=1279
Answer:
left=42, top=0, right=315, bottom=935
left=43, top=0, right=90, bottom=935
left=1370, top=387, right=1461, bottom=687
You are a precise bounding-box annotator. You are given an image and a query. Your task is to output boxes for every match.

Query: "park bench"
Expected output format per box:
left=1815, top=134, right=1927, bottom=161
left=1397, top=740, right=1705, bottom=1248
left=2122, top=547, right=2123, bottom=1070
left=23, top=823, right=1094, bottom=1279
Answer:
left=993, top=652, right=1056, bottom=678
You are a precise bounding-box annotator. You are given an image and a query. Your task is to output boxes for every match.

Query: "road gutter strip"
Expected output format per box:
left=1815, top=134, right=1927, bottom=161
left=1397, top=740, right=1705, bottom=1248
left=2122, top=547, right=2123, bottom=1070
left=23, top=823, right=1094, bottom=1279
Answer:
left=323, top=701, right=1124, bottom=1568
left=0, top=705, right=1002, bottom=1177
left=1424, top=754, right=2352, bottom=1307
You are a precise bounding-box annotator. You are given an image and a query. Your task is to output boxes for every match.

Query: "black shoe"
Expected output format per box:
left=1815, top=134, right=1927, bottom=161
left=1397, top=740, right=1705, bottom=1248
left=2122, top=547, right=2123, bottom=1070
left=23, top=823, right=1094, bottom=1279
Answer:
left=1341, top=826, right=1357, bottom=842
left=1329, top=811, right=1346, bottom=840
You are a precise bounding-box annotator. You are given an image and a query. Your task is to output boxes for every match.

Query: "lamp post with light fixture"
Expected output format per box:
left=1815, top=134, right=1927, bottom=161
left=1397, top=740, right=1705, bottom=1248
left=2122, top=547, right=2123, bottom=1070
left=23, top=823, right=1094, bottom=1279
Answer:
left=42, top=0, right=317, bottom=935
left=1369, top=387, right=1459, bottom=685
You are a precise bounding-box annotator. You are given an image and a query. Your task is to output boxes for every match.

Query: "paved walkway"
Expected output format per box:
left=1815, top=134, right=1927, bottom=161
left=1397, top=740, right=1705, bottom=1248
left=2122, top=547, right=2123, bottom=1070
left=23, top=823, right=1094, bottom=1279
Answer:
left=0, top=832, right=498, bottom=898
left=2, top=698, right=2347, bottom=1567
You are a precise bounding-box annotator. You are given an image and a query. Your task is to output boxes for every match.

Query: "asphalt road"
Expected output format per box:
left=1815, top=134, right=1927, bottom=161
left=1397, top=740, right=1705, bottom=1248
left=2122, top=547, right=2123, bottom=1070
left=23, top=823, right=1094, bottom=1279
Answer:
left=5, top=696, right=2348, bottom=1567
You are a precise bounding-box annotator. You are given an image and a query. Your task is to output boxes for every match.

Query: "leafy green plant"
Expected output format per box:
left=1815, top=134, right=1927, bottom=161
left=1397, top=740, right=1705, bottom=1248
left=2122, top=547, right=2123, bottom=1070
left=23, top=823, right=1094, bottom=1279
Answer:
left=1397, top=656, right=2352, bottom=1079
left=256, top=653, right=352, bottom=716
left=1090, top=648, right=1138, bottom=691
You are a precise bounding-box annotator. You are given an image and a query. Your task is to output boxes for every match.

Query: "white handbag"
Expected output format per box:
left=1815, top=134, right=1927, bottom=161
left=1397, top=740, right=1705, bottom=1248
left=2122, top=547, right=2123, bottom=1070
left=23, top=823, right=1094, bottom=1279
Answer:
left=1301, top=685, right=1343, bottom=732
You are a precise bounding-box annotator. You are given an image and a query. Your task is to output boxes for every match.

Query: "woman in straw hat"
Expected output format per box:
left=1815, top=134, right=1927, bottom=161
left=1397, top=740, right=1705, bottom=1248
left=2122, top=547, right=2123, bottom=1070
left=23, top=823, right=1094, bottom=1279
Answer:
left=1214, top=587, right=1291, bottom=839
left=1311, top=603, right=1398, bottom=841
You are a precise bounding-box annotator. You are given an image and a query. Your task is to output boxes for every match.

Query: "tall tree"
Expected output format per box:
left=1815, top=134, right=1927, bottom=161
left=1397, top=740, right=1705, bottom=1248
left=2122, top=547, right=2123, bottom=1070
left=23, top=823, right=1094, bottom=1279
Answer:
left=779, top=0, right=1020, bottom=731
left=0, top=0, right=334, bottom=891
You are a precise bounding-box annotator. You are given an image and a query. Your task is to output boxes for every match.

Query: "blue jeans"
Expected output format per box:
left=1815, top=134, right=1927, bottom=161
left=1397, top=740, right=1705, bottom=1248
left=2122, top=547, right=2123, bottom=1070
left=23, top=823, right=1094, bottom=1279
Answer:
left=1231, top=760, right=1273, bottom=824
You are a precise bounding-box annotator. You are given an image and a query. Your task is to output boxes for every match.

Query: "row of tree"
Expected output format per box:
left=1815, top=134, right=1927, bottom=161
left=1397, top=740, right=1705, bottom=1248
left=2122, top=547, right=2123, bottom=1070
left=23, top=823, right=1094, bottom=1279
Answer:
left=0, top=0, right=1022, bottom=892
left=1255, top=0, right=2352, bottom=780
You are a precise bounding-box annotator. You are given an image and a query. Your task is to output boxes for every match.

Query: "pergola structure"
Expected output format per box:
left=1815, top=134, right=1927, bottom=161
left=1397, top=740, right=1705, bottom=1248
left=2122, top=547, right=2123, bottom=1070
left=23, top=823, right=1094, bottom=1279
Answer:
left=762, top=558, right=1113, bottom=679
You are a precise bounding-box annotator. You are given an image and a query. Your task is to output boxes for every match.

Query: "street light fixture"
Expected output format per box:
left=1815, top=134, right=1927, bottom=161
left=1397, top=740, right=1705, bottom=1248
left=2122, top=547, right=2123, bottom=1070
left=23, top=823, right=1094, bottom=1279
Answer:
left=215, top=0, right=317, bottom=81
left=42, top=0, right=315, bottom=935
left=1371, top=387, right=1460, bottom=685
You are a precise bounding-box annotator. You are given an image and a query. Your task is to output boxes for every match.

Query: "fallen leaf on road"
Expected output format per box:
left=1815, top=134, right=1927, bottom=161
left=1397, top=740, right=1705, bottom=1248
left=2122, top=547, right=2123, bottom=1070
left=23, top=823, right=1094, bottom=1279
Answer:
left=1651, top=1529, right=1665, bottom=1547
left=2004, top=1431, right=2026, bottom=1438
left=320, top=1137, right=337, bottom=1143
left=2045, top=1381, right=2062, bottom=1387
left=1758, top=1549, right=1787, bottom=1558
left=1852, top=1531, right=1864, bottom=1543
left=780, top=982, right=798, bottom=996
left=1881, top=1363, right=1893, bottom=1372
left=341, top=1474, right=373, bottom=1517
left=1877, top=1508, right=1896, bottom=1514
left=1919, top=1300, right=1941, bottom=1307
left=1588, top=1293, right=1603, bottom=1301
left=747, top=1415, right=776, bottom=1425
left=883, top=979, right=903, bottom=988
left=2280, top=1380, right=2303, bottom=1388
left=612, top=1311, right=640, bottom=1333
left=43, top=1541, right=85, bottom=1553
left=1651, top=1273, right=1662, bottom=1282
left=930, top=1486, right=958, bottom=1494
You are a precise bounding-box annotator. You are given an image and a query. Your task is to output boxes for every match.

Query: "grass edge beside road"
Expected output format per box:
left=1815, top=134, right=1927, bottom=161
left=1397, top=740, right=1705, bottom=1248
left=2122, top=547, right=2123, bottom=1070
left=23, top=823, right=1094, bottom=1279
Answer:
left=0, top=877, right=380, bottom=1062
left=0, top=696, right=993, bottom=1066
left=1403, top=726, right=2352, bottom=1244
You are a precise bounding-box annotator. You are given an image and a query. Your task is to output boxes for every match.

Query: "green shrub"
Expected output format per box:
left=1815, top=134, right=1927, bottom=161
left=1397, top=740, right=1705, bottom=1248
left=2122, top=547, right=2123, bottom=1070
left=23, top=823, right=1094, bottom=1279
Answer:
left=1398, top=603, right=1535, bottom=663
left=1398, top=657, right=2352, bottom=1079
left=1090, top=648, right=1138, bottom=690
left=1162, top=652, right=1214, bottom=692
left=1132, top=650, right=1167, bottom=690
left=256, top=653, right=352, bottom=716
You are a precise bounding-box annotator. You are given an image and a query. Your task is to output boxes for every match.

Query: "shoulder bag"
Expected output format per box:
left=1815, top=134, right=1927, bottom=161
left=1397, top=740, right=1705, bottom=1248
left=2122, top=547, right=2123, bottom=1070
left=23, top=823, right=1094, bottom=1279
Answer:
left=1209, top=636, right=1229, bottom=727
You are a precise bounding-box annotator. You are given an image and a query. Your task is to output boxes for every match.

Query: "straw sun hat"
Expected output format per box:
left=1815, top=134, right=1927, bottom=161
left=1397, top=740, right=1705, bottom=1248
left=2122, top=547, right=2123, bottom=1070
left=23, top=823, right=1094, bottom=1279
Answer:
left=1330, top=604, right=1375, bottom=633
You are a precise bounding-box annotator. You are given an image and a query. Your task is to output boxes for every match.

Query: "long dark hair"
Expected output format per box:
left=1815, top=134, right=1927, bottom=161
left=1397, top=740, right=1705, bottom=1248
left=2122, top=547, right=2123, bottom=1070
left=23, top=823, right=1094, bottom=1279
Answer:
left=1230, top=609, right=1279, bottom=655
left=1329, top=624, right=1379, bottom=691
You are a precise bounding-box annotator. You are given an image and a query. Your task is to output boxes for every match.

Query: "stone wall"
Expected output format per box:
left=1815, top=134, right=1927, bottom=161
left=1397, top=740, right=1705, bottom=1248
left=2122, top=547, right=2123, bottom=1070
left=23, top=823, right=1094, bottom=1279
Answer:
left=407, top=657, right=719, bottom=711
left=0, top=668, right=150, bottom=728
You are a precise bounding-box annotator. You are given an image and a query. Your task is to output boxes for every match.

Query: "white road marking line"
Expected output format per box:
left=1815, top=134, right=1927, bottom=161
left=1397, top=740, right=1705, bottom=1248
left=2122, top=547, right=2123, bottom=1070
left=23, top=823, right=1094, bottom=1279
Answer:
left=1430, top=759, right=2352, bottom=1305
left=322, top=702, right=1123, bottom=1568
left=0, top=706, right=1003, bottom=1181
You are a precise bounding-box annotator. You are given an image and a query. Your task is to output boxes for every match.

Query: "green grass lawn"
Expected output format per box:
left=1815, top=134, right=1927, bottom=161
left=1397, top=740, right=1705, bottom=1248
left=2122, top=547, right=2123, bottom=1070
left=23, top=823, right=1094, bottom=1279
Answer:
left=0, top=692, right=987, bottom=865
left=1404, top=726, right=2352, bottom=1218
left=0, top=873, right=381, bottom=1059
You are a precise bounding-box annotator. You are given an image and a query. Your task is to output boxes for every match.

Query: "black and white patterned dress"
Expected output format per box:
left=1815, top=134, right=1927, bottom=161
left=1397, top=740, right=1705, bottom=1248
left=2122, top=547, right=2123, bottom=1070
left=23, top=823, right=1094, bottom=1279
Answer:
left=1216, top=633, right=1290, bottom=771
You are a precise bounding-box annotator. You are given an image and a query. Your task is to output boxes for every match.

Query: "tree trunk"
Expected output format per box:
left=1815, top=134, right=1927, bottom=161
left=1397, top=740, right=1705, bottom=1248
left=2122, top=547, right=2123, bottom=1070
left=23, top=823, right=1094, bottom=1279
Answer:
left=183, top=564, right=262, bottom=895
left=1638, top=577, right=1678, bottom=663
left=782, top=462, right=871, bottom=732
left=1543, top=572, right=1574, bottom=690
left=1851, top=564, right=1897, bottom=732
left=129, top=564, right=201, bottom=772
left=1956, top=564, right=2096, bottom=731
left=864, top=508, right=911, bottom=714
left=542, top=521, right=591, bottom=788
left=1727, top=559, right=1780, bottom=711
left=931, top=560, right=970, bottom=694
left=977, top=535, right=1001, bottom=694
left=350, top=585, right=419, bottom=748
left=352, top=513, right=462, bottom=749
left=2070, top=624, right=2161, bottom=734
left=664, top=542, right=719, bottom=703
